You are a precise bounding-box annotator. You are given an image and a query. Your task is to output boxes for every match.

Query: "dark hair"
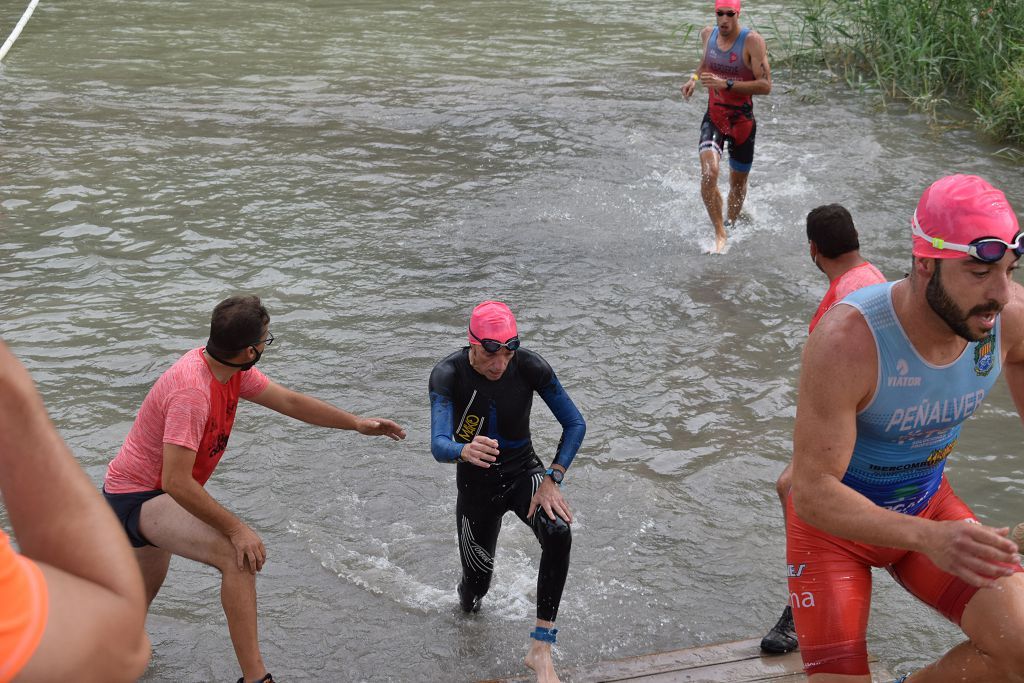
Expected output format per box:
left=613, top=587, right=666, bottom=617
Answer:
left=806, top=204, right=860, bottom=259
left=207, top=296, right=269, bottom=355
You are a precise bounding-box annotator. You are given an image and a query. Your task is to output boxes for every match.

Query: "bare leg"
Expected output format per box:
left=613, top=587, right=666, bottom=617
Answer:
left=134, top=545, right=171, bottom=606
left=138, top=494, right=268, bottom=683
left=699, top=149, right=727, bottom=253
left=726, top=168, right=749, bottom=224
left=525, top=618, right=560, bottom=683
left=907, top=572, right=1024, bottom=682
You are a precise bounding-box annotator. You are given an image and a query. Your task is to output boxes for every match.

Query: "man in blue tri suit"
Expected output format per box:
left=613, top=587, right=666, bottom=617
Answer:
left=429, top=300, right=586, bottom=683
left=788, top=175, right=1024, bottom=681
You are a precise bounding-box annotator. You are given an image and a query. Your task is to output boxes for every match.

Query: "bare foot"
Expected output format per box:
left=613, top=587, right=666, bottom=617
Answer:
left=525, top=641, right=560, bottom=683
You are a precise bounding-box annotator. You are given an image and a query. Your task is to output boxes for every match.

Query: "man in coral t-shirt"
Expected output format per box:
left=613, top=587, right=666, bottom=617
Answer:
left=760, top=204, right=886, bottom=655
left=103, top=295, right=406, bottom=683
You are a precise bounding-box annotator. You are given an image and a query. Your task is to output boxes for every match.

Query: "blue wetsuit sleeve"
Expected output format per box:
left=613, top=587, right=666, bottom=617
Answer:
left=429, top=390, right=463, bottom=463
left=537, top=375, right=586, bottom=471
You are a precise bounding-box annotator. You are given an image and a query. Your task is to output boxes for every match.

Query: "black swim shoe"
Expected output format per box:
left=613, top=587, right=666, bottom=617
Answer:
left=760, top=605, right=798, bottom=654
left=457, top=580, right=482, bottom=613
left=236, top=674, right=274, bottom=683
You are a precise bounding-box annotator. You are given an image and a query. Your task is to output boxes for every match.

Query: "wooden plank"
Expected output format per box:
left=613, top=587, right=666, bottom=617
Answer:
left=480, top=638, right=895, bottom=683
left=567, top=639, right=799, bottom=682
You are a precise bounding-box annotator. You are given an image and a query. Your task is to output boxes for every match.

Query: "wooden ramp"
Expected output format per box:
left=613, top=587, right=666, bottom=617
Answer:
left=481, top=638, right=894, bottom=682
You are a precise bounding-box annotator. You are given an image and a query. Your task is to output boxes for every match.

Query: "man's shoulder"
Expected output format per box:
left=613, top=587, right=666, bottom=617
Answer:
left=742, top=28, right=767, bottom=48
left=516, top=347, right=549, bottom=366
left=515, top=348, right=556, bottom=384
left=151, top=349, right=213, bottom=397
left=835, top=262, right=887, bottom=297
left=432, top=348, right=466, bottom=369
left=804, top=305, right=877, bottom=401
left=429, top=348, right=467, bottom=387
left=808, top=303, right=875, bottom=360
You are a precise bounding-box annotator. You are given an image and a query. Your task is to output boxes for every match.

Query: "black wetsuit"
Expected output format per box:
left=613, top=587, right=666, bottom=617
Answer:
left=429, top=347, right=585, bottom=621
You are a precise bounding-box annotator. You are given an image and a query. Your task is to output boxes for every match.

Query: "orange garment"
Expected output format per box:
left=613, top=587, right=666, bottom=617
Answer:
left=808, top=261, right=886, bottom=333
left=0, top=530, right=47, bottom=683
left=785, top=477, right=1023, bottom=676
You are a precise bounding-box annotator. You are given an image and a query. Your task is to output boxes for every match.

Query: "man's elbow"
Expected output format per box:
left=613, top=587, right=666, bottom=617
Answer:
left=80, top=595, right=151, bottom=682
left=100, top=613, right=151, bottom=682
left=789, top=483, right=817, bottom=523
left=115, top=628, right=151, bottom=682
left=160, top=470, right=191, bottom=498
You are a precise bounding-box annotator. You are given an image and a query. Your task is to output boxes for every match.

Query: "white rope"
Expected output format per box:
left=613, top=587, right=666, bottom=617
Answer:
left=0, top=0, right=41, bottom=63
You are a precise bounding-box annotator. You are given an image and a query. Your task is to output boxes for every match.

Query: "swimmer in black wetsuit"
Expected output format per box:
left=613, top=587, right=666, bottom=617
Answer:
left=429, top=300, right=586, bottom=683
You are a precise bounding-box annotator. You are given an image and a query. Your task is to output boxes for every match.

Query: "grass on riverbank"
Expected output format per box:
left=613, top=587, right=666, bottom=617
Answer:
left=771, top=0, right=1024, bottom=149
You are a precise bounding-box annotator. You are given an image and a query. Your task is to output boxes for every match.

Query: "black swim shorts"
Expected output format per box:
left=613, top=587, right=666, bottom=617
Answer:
left=102, top=487, right=165, bottom=548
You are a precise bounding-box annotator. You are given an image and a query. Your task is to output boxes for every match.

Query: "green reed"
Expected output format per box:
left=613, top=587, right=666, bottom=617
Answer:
left=770, top=0, right=1024, bottom=147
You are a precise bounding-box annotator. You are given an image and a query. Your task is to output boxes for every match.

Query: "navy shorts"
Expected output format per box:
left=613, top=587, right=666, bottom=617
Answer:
left=699, top=111, right=757, bottom=172
left=102, top=487, right=165, bottom=548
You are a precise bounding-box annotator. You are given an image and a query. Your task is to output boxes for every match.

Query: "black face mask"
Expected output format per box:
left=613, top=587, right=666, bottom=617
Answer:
left=205, top=342, right=262, bottom=371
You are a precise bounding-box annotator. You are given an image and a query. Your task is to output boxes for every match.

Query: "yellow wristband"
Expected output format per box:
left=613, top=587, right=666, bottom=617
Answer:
left=691, top=73, right=699, bottom=81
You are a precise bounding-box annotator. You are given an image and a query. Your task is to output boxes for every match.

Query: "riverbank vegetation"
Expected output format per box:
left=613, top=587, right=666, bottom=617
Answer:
left=773, top=0, right=1024, bottom=149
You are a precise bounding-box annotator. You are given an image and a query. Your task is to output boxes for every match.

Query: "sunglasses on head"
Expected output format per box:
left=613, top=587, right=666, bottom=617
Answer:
left=912, top=212, right=1024, bottom=263
left=716, top=10, right=736, bottom=16
left=470, top=329, right=520, bottom=353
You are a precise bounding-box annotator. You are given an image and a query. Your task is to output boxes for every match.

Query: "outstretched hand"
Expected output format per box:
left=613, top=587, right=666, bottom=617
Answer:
left=529, top=477, right=573, bottom=524
left=356, top=417, right=406, bottom=440
left=924, top=520, right=1020, bottom=588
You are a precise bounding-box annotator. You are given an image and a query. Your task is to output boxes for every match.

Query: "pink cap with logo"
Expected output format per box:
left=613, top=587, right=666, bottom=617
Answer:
left=715, top=0, right=741, bottom=11
left=468, top=300, right=518, bottom=344
left=912, top=174, right=1020, bottom=259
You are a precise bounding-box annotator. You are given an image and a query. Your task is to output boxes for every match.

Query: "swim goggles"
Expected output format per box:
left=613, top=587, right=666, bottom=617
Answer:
left=469, top=329, right=521, bottom=353
left=912, top=211, right=1024, bottom=263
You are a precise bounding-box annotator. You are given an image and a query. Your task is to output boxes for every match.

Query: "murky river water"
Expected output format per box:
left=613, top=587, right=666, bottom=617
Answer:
left=2, top=0, right=1023, bottom=680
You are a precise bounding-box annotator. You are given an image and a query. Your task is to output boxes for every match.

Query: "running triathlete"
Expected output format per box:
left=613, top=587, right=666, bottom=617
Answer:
left=681, top=0, right=771, bottom=254
left=787, top=175, right=1024, bottom=681
left=429, top=300, right=586, bottom=683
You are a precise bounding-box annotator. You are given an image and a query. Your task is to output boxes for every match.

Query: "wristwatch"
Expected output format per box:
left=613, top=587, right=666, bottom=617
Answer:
left=545, top=467, right=564, bottom=485
left=725, top=79, right=734, bottom=90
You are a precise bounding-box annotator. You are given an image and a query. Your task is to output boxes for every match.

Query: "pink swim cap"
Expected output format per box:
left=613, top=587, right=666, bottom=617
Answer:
left=468, top=301, right=518, bottom=344
left=715, top=0, right=741, bottom=11
left=912, top=174, right=1020, bottom=259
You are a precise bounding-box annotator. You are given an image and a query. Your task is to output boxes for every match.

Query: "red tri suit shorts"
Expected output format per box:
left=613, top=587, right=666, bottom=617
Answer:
left=784, top=476, right=1023, bottom=676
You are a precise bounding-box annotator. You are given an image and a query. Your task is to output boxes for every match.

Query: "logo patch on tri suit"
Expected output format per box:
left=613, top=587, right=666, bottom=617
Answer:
left=974, top=332, right=995, bottom=376
left=454, top=390, right=486, bottom=444
left=456, top=413, right=483, bottom=443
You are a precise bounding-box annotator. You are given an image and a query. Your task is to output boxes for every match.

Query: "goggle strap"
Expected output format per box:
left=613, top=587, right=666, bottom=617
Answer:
left=912, top=211, right=1019, bottom=259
